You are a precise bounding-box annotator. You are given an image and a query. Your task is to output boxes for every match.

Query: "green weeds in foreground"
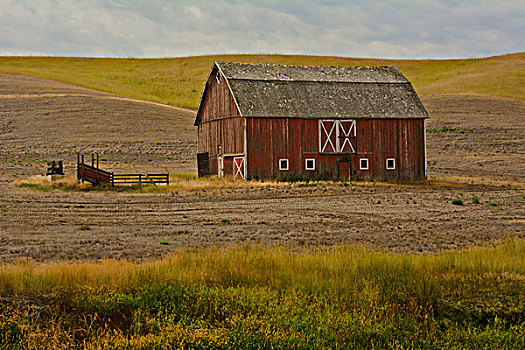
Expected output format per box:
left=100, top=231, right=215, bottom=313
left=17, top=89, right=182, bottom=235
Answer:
left=0, top=239, right=524, bottom=348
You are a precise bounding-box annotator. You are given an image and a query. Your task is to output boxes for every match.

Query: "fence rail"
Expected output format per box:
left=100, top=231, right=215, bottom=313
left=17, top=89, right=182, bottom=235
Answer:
left=112, top=173, right=169, bottom=186
left=77, top=153, right=169, bottom=186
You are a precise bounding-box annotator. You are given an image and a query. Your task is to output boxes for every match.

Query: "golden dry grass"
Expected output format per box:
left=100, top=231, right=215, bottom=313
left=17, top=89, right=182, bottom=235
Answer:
left=0, top=53, right=522, bottom=109
left=14, top=173, right=523, bottom=195
left=1, top=238, right=523, bottom=296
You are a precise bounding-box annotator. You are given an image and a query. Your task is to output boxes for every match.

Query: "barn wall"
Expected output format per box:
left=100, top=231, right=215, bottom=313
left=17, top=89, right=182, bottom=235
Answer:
left=198, top=116, right=245, bottom=175
left=198, top=68, right=240, bottom=125
left=352, top=118, right=426, bottom=181
left=245, top=117, right=426, bottom=181
left=197, top=67, right=244, bottom=177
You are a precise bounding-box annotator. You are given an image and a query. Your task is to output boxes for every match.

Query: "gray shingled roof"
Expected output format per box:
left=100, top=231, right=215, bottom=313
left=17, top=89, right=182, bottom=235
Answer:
left=200, top=62, right=428, bottom=120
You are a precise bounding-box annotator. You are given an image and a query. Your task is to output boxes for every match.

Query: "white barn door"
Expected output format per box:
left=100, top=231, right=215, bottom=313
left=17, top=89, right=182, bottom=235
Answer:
left=338, top=120, right=356, bottom=153
left=319, top=120, right=338, bottom=153
left=319, top=120, right=356, bottom=153
left=233, top=157, right=245, bottom=180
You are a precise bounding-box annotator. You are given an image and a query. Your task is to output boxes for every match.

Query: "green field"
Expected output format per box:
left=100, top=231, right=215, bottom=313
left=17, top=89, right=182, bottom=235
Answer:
left=0, top=53, right=523, bottom=109
left=1, top=240, right=523, bottom=349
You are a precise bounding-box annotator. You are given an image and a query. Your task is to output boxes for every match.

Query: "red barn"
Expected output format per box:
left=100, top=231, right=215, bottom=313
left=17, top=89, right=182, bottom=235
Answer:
left=195, top=62, right=428, bottom=181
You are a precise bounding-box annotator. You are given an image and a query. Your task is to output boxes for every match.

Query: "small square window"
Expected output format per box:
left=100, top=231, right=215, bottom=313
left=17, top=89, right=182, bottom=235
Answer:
left=305, top=158, right=315, bottom=170
left=279, top=159, right=289, bottom=171
left=359, top=158, right=369, bottom=170
left=386, top=158, right=395, bottom=170
left=216, top=72, right=221, bottom=83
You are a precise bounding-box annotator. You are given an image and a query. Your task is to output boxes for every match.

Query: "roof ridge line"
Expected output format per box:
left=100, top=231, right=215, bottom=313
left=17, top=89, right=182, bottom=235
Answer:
left=227, top=78, right=409, bottom=84
left=215, top=61, right=399, bottom=70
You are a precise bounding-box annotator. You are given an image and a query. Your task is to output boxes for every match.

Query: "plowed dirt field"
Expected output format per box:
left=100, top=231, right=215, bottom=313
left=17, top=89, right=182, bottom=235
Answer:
left=1, top=74, right=523, bottom=262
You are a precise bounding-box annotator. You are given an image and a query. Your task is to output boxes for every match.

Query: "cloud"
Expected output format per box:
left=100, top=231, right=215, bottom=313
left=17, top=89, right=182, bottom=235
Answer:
left=0, top=0, right=523, bottom=58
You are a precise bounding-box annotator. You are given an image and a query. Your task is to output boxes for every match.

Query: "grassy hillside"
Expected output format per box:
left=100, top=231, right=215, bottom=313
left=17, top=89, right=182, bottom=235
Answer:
left=1, top=239, right=524, bottom=348
left=0, top=53, right=523, bottom=109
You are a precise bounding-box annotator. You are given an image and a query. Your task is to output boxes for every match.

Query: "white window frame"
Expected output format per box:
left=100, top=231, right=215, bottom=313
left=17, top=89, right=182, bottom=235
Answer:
left=216, top=72, right=221, bottom=84
left=386, top=158, right=396, bottom=170
left=305, top=158, right=315, bottom=170
left=359, top=158, right=369, bottom=170
left=279, top=159, right=289, bottom=171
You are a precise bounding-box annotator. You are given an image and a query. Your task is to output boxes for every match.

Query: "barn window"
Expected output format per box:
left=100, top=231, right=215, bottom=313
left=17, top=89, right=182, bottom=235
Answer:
left=305, top=158, right=315, bottom=170
left=216, top=72, right=221, bottom=84
left=386, top=158, right=396, bottom=170
left=279, top=159, right=289, bottom=171
left=359, top=158, right=369, bottom=170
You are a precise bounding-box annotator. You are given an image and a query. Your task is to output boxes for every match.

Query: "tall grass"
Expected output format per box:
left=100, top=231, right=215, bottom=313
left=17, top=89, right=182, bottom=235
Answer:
left=1, top=239, right=524, bottom=348
left=0, top=53, right=523, bottom=109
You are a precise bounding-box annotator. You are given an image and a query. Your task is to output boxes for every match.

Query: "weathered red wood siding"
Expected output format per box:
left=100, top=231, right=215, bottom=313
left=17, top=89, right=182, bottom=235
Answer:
left=198, top=69, right=240, bottom=125
left=245, top=117, right=425, bottom=181
left=197, top=68, right=244, bottom=176
left=352, top=118, right=425, bottom=181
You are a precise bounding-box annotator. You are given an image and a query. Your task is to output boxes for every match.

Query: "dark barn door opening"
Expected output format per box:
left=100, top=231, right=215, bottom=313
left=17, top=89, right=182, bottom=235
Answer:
left=338, top=160, right=350, bottom=181
left=197, top=152, right=210, bottom=177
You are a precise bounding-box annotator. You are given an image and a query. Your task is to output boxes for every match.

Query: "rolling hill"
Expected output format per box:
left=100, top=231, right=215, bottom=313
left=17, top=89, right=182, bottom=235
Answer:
left=0, top=53, right=523, bottom=109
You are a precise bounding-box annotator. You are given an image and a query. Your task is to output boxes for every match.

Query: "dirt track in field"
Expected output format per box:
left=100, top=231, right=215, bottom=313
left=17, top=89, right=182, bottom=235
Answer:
left=0, top=74, right=523, bottom=262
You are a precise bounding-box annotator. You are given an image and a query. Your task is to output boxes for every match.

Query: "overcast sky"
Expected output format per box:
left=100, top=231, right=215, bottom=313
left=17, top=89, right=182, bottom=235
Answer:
left=1, top=0, right=523, bottom=59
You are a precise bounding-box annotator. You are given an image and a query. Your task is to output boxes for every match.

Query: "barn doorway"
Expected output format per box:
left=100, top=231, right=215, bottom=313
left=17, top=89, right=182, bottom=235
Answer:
left=338, top=160, right=350, bottom=181
left=197, top=152, right=209, bottom=177
left=233, top=156, right=245, bottom=180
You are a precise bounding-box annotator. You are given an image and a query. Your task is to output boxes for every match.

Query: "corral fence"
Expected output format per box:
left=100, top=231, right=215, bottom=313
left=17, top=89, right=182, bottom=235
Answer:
left=77, top=153, right=169, bottom=186
left=113, top=173, right=169, bottom=186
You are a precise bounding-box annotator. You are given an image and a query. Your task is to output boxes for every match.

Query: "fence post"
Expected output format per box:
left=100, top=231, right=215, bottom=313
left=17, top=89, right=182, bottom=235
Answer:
left=81, top=155, right=85, bottom=183
left=112, top=172, right=114, bottom=187
left=139, top=174, right=142, bottom=187
left=167, top=174, right=169, bottom=186
left=96, top=153, right=100, bottom=184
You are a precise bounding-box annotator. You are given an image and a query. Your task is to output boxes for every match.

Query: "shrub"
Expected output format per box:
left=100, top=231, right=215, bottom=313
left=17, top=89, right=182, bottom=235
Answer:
left=159, top=241, right=169, bottom=245
left=488, top=202, right=498, bottom=207
left=452, top=198, right=464, bottom=206
left=472, top=196, right=480, bottom=204
left=220, top=218, right=230, bottom=223
left=439, top=126, right=455, bottom=132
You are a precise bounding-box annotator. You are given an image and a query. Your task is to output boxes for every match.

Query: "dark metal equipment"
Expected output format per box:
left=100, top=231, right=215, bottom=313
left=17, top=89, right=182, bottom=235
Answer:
left=46, top=161, right=64, bottom=175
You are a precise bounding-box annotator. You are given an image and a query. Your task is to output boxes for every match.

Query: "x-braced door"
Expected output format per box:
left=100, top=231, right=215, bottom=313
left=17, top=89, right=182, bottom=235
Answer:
left=319, top=120, right=356, bottom=153
left=338, top=120, right=356, bottom=153
left=233, top=156, right=245, bottom=180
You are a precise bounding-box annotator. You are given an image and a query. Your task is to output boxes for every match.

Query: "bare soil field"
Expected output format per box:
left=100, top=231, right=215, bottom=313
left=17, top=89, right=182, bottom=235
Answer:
left=0, top=74, right=523, bottom=262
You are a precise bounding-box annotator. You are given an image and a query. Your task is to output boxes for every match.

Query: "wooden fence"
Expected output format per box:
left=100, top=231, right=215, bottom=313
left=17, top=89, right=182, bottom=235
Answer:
left=112, top=173, right=169, bottom=186
left=77, top=154, right=169, bottom=186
